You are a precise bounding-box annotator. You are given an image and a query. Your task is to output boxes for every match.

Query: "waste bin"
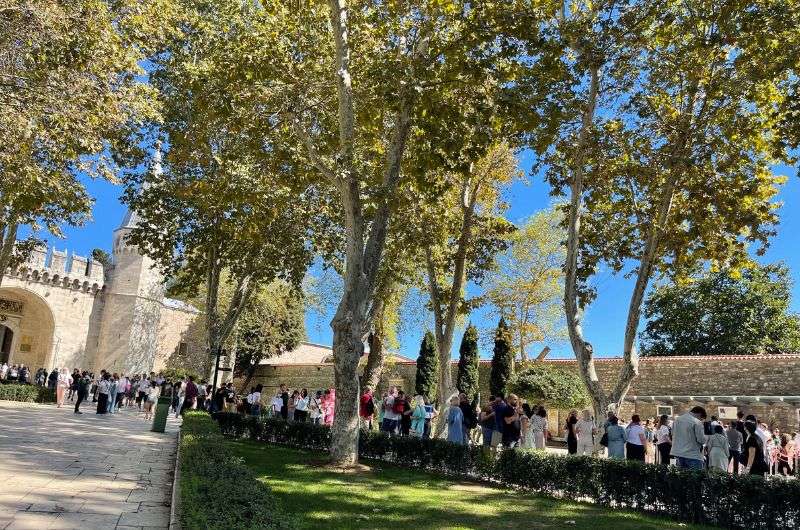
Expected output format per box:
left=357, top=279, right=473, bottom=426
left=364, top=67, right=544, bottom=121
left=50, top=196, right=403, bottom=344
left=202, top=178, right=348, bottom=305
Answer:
left=151, top=395, right=171, bottom=433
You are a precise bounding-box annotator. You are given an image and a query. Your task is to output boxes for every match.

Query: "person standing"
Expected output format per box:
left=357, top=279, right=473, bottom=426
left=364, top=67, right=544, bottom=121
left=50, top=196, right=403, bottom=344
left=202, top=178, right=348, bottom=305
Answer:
left=565, top=410, right=578, bottom=455
left=359, top=387, right=375, bottom=430
left=423, top=396, right=437, bottom=439
left=502, top=394, right=522, bottom=449
left=294, top=388, right=309, bottom=422
left=479, top=398, right=496, bottom=449
left=410, top=395, right=426, bottom=437
left=706, top=425, right=730, bottom=472
left=95, top=373, right=110, bottom=414
left=74, top=371, right=90, bottom=414
left=279, top=384, right=289, bottom=420
left=308, top=390, right=322, bottom=424
left=398, top=392, right=412, bottom=436
left=136, top=374, right=150, bottom=411
left=670, top=406, right=708, bottom=470
left=182, top=376, right=198, bottom=414
left=446, top=396, right=465, bottom=445
left=531, top=406, right=548, bottom=450
left=655, top=414, right=673, bottom=466
left=726, top=422, right=743, bottom=473
left=107, top=373, right=119, bottom=413
left=381, top=387, right=400, bottom=434
left=744, top=420, right=769, bottom=476
left=143, top=380, right=160, bottom=421
left=249, top=384, right=263, bottom=417
left=576, top=409, right=596, bottom=456
left=625, top=415, right=647, bottom=462
left=606, top=416, right=627, bottom=459
left=48, top=368, right=59, bottom=391
left=56, top=368, right=72, bottom=408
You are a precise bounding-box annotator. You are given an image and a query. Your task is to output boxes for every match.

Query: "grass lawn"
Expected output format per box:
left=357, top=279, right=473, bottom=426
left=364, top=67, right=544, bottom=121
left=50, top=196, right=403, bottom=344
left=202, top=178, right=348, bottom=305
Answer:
left=232, top=440, right=710, bottom=530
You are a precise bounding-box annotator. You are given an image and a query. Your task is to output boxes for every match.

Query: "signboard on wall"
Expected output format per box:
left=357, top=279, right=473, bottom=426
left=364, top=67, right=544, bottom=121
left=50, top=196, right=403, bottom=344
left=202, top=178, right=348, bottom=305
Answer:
left=718, top=406, right=738, bottom=420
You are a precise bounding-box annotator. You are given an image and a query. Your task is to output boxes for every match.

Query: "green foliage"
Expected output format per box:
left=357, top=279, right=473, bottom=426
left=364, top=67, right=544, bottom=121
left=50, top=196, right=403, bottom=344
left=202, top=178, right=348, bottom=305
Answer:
left=456, top=324, right=480, bottom=401
left=489, top=318, right=513, bottom=397
left=180, top=411, right=292, bottom=529
left=484, top=208, right=566, bottom=360
left=213, top=413, right=800, bottom=529
left=414, top=331, right=439, bottom=401
left=641, top=264, right=800, bottom=356
left=508, top=362, right=589, bottom=410
left=161, top=367, right=201, bottom=382
left=91, top=249, right=112, bottom=270
left=233, top=281, right=306, bottom=380
left=0, top=383, right=55, bottom=403
left=0, top=0, right=167, bottom=279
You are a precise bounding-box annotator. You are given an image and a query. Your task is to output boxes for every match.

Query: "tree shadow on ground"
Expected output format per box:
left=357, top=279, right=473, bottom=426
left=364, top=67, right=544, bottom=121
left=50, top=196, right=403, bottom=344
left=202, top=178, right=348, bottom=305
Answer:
left=231, top=441, right=711, bottom=530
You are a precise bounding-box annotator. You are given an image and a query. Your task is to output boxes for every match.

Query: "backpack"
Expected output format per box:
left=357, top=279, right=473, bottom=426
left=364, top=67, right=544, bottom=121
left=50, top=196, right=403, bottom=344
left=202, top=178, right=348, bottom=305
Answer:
left=392, top=399, right=405, bottom=415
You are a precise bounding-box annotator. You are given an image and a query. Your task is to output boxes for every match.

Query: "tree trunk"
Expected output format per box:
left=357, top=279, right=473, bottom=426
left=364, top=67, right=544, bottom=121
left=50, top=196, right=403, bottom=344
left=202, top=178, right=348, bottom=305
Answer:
left=563, top=65, right=610, bottom=436
left=363, top=331, right=385, bottom=391
left=329, top=294, right=366, bottom=466
left=0, top=222, right=19, bottom=287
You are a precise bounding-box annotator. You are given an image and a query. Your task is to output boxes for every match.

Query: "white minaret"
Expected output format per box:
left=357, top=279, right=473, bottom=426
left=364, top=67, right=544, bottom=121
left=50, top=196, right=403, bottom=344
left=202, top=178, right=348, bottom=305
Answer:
left=95, top=149, right=165, bottom=373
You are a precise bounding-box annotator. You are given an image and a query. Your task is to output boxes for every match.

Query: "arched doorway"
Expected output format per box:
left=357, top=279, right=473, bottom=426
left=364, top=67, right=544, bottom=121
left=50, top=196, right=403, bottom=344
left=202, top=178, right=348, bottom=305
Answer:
left=0, top=324, right=13, bottom=364
left=0, top=287, right=56, bottom=370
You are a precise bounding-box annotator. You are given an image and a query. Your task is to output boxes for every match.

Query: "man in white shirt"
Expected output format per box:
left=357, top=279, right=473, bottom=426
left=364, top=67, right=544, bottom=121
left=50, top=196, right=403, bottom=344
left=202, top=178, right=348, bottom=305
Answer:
left=137, top=375, right=150, bottom=411
left=575, top=409, right=596, bottom=455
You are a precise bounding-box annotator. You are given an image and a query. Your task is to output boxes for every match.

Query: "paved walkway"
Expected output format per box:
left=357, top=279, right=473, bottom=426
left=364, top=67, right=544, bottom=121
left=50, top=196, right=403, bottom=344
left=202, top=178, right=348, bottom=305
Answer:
left=0, top=400, right=180, bottom=530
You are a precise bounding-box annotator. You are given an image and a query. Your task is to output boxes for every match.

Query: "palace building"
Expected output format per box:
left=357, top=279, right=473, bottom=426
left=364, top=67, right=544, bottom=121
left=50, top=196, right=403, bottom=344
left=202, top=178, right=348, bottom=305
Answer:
left=0, top=209, right=201, bottom=376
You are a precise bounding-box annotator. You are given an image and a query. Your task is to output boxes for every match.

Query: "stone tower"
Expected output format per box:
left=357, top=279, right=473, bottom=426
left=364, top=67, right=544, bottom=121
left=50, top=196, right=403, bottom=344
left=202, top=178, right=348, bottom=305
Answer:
left=96, top=152, right=165, bottom=374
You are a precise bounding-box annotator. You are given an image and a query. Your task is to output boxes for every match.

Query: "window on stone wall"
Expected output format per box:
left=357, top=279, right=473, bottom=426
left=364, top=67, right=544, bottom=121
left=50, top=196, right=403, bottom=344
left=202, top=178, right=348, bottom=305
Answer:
left=179, top=342, right=189, bottom=356
left=656, top=405, right=674, bottom=417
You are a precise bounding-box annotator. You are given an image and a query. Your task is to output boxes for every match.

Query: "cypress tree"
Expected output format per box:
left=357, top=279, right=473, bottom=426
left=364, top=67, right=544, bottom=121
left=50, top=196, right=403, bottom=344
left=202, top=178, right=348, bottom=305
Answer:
left=489, top=317, right=513, bottom=397
left=415, top=331, right=439, bottom=400
left=456, top=324, right=480, bottom=401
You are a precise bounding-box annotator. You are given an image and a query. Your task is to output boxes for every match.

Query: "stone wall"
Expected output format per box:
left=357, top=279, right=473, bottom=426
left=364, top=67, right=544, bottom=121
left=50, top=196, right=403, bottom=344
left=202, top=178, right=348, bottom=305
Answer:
left=242, top=355, right=800, bottom=432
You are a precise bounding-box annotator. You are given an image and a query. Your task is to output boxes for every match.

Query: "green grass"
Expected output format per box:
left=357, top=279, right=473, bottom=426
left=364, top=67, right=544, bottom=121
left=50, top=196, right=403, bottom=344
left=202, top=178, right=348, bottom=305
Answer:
left=232, top=440, right=711, bottom=530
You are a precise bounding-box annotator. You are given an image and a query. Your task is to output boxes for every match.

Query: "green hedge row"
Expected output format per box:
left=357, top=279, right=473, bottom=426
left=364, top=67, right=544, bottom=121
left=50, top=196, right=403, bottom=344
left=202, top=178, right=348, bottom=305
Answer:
left=212, top=412, right=800, bottom=530
left=0, top=383, right=56, bottom=403
left=180, top=411, right=293, bottom=530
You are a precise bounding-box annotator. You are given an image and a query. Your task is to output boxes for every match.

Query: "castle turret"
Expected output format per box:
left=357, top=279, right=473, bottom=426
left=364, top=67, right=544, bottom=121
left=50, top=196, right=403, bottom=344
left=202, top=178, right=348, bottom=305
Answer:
left=96, top=150, right=165, bottom=374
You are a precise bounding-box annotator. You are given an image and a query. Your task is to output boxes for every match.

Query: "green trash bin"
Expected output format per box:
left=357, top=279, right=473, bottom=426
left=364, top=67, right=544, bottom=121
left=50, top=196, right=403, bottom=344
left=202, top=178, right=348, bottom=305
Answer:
left=151, top=395, right=171, bottom=433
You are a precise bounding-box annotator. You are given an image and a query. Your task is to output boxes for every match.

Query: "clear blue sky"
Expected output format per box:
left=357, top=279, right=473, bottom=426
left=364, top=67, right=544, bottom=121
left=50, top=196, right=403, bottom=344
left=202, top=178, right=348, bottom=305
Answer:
left=39, top=153, right=800, bottom=360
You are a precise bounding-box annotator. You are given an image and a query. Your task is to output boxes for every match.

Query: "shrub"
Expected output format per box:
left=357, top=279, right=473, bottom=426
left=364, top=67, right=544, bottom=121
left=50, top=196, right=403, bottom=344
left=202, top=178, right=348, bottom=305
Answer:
left=210, top=412, right=800, bottom=530
left=0, top=383, right=56, bottom=403
left=180, top=411, right=293, bottom=530
left=507, top=362, right=589, bottom=410
left=489, top=317, right=513, bottom=396
left=414, top=331, right=438, bottom=400
left=456, top=324, right=480, bottom=401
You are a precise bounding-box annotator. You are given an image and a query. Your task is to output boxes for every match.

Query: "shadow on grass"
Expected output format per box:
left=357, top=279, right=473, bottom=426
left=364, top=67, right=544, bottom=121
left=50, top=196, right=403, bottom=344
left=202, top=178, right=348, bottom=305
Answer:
left=230, top=441, right=709, bottom=530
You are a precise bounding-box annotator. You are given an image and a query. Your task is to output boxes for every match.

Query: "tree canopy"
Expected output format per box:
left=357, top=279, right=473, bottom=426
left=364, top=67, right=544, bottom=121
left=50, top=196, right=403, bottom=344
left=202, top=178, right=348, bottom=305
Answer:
left=0, top=0, right=166, bottom=284
left=508, top=362, right=589, bottom=410
left=641, top=264, right=800, bottom=356
left=484, top=208, right=566, bottom=361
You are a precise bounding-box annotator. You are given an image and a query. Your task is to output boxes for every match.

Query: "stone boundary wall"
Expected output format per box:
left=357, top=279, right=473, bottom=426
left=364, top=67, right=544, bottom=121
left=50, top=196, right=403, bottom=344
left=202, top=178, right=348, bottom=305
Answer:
left=242, top=355, right=800, bottom=433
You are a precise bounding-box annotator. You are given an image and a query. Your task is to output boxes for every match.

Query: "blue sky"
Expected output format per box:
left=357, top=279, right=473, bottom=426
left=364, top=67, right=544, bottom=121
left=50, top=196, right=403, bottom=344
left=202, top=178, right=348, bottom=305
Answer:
left=37, top=154, right=800, bottom=361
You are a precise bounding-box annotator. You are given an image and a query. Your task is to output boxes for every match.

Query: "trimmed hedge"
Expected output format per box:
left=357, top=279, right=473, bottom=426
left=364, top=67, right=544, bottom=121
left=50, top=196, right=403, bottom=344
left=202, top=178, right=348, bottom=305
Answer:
left=212, top=412, right=800, bottom=530
left=180, top=411, right=293, bottom=530
left=0, top=383, right=56, bottom=403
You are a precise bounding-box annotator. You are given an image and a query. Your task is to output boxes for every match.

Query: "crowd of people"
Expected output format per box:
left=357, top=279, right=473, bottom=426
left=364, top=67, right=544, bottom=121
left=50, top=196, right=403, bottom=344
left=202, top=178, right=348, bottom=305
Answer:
left=236, top=383, right=798, bottom=478
left=5, top=364, right=798, bottom=477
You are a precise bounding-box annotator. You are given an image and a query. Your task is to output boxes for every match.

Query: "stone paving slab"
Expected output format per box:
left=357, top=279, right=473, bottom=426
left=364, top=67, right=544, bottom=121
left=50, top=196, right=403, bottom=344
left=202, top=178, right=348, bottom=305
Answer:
left=0, top=401, right=180, bottom=530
